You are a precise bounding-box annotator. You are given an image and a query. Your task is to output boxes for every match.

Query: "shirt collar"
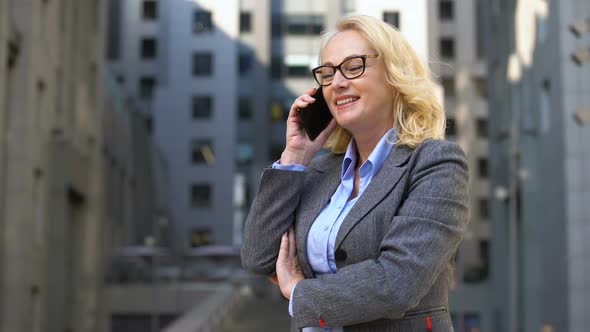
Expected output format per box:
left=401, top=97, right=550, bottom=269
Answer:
left=341, top=128, right=397, bottom=179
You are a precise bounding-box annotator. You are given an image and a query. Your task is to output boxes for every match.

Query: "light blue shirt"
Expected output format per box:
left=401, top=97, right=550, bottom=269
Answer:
left=272, top=129, right=396, bottom=332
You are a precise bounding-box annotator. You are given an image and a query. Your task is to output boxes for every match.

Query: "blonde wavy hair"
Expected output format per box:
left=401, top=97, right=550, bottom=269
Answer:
left=321, top=15, right=446, bottom=153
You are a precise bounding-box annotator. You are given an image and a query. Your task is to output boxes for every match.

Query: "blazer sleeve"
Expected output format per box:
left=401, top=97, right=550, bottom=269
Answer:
left=241, top=167, right=306, bottom=276
left=291, top=140, right=469, bottom=329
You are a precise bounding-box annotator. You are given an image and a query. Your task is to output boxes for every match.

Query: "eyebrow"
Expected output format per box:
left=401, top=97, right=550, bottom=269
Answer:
left=321, top=54, right=365, bottom=66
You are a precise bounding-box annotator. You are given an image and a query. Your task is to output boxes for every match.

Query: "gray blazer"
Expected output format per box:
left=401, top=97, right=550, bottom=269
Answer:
left=242, top=139, right=469, bottom=331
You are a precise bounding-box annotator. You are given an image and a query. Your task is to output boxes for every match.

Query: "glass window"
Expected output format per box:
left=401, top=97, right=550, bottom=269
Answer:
left=269, top=144, right=284, bottom=161
left=474, top=77, right=488, bottom=98
left=286, top=65, right=309, bottom=78
left=271, top=14, right=283, bottom=37
left=286, top=15, right=324, bottom=35
left=238, top=97, right=252, bottom=120
left=382, top=11, right=400, bottom=29
left=236, top=143, right=254, bottom=165
left=478, top=158, right=488, bottom=178
left=142, top=1, right=157, bottom=20
left=439, top=0, right=454, bottom=20
left=139, top=76, right=156, bottom=99
left=193, top=10, right=213, bottom=33
left=476, top=118, right=488, bottom=138
left=191, top=139, right=215, bottom=165
left=239, top=52, right=253, bottom=76
left=190, top=228, right=213, bottom=247
left=270, top=102, right=285, bottom=122
left=442, top=77, right=455, bottom=98
left=140, top=38, right=157, bottom=59
left=192, top=96, right=212, bottom=119
left=192, top=53, right=212, bottom=76
left=240, top=12, right=252, bottom=33
left=271, top=56, right=283, bottom=79
left=190, top=184, right=212, bottom=208
left=478, top=198, right=489, bottom=219
left=446, top=117, right=457, bottom=137
left=440, top=38, right=455, bottom=59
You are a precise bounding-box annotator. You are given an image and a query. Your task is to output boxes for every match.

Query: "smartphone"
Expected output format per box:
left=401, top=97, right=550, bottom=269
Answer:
left=296, top=87, right=333, bottom=141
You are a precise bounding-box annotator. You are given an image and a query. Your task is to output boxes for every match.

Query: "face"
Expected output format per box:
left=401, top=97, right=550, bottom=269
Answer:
left=320, top=30, right=394, bottom=137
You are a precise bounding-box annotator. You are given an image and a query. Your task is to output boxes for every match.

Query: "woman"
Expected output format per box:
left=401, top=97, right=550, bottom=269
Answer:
left=242, top=15, right=468, bottom=332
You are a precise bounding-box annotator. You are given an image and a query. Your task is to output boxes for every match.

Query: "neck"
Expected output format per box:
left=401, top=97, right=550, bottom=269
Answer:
left=352, top=127, right=390, bottom=166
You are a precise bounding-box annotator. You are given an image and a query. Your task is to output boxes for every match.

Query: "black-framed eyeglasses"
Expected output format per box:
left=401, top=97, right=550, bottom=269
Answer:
left=311, top=54, right=379, bottom=86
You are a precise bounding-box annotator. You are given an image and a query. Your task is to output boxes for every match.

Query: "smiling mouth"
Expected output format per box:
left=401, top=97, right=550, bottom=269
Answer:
left=336, top=97, right=359, bottom=106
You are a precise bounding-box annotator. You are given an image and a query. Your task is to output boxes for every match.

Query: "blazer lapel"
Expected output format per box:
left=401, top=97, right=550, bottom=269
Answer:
left=334, top=145, right=414, bottom=249
left=297, top=154, right=342, bottom=277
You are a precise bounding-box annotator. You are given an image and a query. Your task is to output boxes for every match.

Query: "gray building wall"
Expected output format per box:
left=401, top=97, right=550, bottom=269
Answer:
left=153, top=0, right=238, bottom=248
left=484, top=0, right=590, bottom=331
left=0, top=1, right=109, bottom=331
left=0, top=1, right=170, bottom=331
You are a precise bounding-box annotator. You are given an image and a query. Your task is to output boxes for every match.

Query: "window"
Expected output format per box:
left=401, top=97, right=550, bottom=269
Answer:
left=192, top=53, right=212, bottom=76
left=190, top=228, right=212, bottom=247
left=236, top=143, right=254, bottom=165
left=193, top=10, right=213, bottom=33
left=192, top=96, right=212, bottom=119
left=442, top=77, right=455, bottom=98
left=287, top=65, right=309, bottom=78
left=240, top=12, right=252, bottom=33
left=190, top=184, right=212, bottom=208
left=271, top=56, right=284, bottom=79
left=286, top=15, right=324, bottom=35
left=238, top=97, right=252, bottom=120
left=139, top=76, right=156, bottom=99
left=474, top=77, right=487, bottom=98
left=140, top=38, right=157, bottom=59
left=142, top=1, right=157, bottom=20
left=439, top=0, right=454, bottom=20
left=270, top=102, right=285, bottom=122
left=269, top=144, right=284, bottom=161
left=478, top=158, right=488, bottom=178
left=239, top=52, right=253, bottom=75
left=446, top=117, right=457, bottom=137
left=440, top=38, right=455, bottom=59
left=191, top=139, right=215, bottom=165
left=383, top=11, right=400, bottom=29
left=476, top=118, right=488, bottom=138
left=478, top=198, right=489, bottom=219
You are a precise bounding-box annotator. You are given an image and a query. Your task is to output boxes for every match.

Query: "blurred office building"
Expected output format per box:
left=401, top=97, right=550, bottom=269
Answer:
left=483, top=0, right=590, bottom=331
left=0, top=1, right=172, bottom=331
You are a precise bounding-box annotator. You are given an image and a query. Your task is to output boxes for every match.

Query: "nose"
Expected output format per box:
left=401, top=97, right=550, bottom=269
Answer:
left=331, top=69, right=349, bottom=89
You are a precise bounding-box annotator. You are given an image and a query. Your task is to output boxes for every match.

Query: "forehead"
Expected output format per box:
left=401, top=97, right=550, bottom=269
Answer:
left=321, top=30, right=372, bottom=64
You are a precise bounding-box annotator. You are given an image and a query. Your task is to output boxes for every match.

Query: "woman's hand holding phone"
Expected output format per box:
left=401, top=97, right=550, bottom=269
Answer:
left=281, top=87, right=337, bottom=166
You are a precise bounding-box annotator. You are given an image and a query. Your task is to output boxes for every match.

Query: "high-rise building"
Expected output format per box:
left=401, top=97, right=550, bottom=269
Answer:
left=483, top=0, right=590, bottom=331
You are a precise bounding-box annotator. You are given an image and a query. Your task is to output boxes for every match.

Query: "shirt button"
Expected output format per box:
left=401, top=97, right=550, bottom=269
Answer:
left=324, top=226, right=329, bottom=231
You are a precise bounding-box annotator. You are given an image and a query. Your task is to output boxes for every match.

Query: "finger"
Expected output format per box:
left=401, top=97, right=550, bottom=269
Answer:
left=304, top=87, right=317, bottom=96
left=278, top=232, right=288, bottom=261
left=316, top=118, right=338, bottom=142
left=288, top=226, right=297, bottom=259
left=269, top=275, right=279, bottom=285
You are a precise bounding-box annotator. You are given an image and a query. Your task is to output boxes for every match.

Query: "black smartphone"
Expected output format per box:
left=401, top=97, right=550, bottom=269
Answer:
left=296, top=87, right=333, bottom=141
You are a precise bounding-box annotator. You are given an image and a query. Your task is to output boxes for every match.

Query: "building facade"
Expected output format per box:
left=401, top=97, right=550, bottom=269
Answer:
left=484, top=0, right=590, bottom=331
left=0, top=1, right=170, bottom=332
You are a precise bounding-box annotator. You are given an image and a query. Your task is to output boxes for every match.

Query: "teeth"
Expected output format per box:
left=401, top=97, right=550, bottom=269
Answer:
left=336, top=97, right=358, bottom=106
